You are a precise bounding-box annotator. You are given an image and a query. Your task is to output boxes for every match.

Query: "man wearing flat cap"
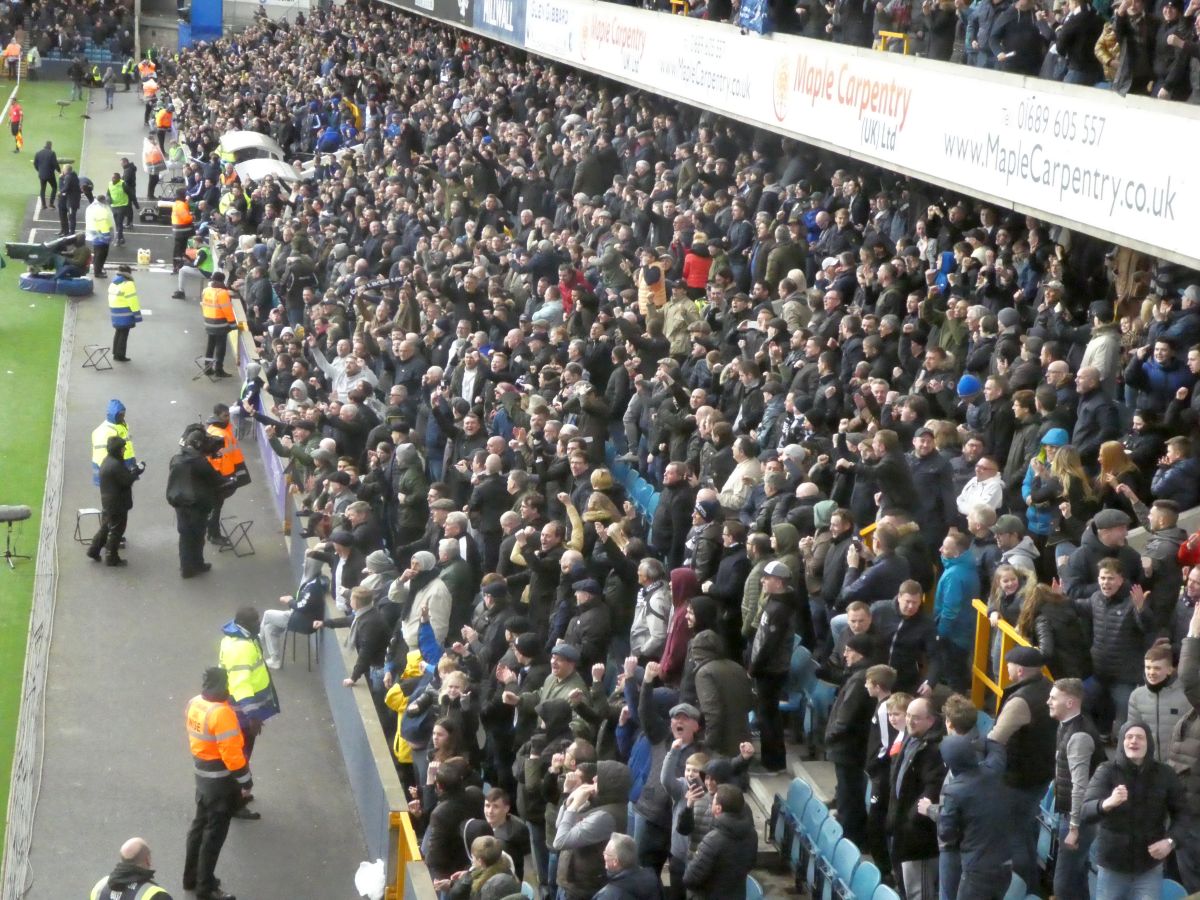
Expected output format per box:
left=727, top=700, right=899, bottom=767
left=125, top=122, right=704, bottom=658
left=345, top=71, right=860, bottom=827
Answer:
left=987, top=645, right=1057, bottom=891
left=1061, top=508, right=1143, bottom=600
left=501, top=642, right=586, bottom=717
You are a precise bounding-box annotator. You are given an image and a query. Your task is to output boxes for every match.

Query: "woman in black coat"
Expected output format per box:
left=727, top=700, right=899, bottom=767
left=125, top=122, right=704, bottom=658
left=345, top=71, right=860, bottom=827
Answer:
left=1017, top=583, right=1091, bottom=679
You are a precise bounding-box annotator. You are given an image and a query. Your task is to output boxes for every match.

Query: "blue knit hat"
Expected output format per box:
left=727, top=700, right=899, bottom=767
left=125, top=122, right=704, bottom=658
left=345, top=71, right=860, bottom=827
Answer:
left=956, top=374, right=982, bottom=397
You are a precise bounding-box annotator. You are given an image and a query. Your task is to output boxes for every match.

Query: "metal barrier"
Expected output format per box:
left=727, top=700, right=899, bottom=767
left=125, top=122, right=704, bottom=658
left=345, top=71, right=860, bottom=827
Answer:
left=874, top=30, right=910, bottom=54
left=387, top=812, right=427, bottom=900
left=970, top=598, right=1054, bottom=709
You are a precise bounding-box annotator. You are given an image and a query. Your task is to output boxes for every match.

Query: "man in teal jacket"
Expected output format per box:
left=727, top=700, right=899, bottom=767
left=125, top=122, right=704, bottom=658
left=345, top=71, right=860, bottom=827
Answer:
left=934, top=530, right=981, bottom=691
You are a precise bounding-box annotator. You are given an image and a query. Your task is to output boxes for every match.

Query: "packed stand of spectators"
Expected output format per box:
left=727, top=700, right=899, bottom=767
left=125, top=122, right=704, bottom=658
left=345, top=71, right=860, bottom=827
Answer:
left=158, top=2, right=1200, bottom=897
left=641, top=0, right=1200, bottom=102
left=0, top=0, right=135, bottom=61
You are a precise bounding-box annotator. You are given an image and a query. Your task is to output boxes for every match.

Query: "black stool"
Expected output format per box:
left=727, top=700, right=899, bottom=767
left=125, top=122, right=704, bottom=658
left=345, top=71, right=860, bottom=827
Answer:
left=219, top=516, right=254, bottom=557
left=282, top=627, right=321, bottom=672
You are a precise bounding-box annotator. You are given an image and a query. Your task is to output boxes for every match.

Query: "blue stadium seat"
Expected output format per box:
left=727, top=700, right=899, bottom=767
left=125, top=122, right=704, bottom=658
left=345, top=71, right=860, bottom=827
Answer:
left=827, top=838, right=861, bottom=900
left=746, top=875, right=764, bottom=900
left=797, top=800, right=830, bottom=889
left=645, top=491, right=660, bottom=521
left=781, top=639, right=813, bottom=736
left=846, top=860, right=881, bottom=900
left=976, top=710, right=995, bottom=734
left=631, top=479, right=655, bottom=514
left=804, top=679, right=838, bottom=753
left=1163, top=879, right=1188, bottom=900
left=786, top=779, right=813, bottom=821
left=1036, top=784, right=1059, bottom=872
left=605, top=443, right=617, bottom=466
left=1002, top=873, right=1027, bottom=900
left=872, top=884, right=901, bottom=900
left=611, top=460, right=630, bottom=482
left=520, top=883, right=535, bottom=899
left=809, top=817, right=843, bottom=896
left=622, top=466, right=640, bottom=492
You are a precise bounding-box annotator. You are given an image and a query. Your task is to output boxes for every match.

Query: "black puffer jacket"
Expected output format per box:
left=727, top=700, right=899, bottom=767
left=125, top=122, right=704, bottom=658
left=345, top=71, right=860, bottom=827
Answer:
left=681, top=806, right=758, bottom=899
left=1060, top=522, right=1143, bottom=600
left=1074, top=584, right=1156, bottom=682
left=1082, top=722, right=1184, bottom=873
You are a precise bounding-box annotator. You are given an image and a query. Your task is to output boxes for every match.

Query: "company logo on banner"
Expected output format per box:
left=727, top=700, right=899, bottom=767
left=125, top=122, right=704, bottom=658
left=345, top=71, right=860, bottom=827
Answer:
left=474, top=0, right=525, bottom=39
left=525, top=0, right=575, bottom=55
left=398, top=0, right=473, bottom=25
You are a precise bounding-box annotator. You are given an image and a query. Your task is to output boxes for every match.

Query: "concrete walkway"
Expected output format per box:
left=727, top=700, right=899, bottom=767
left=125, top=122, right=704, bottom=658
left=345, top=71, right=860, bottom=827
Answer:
left=23, top=88, right=366, bottom=898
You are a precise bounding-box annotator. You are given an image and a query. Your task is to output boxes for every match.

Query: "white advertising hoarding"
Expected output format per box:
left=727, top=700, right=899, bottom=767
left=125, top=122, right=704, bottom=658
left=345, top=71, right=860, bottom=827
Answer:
left=520, top=0, right=1199, bottom=266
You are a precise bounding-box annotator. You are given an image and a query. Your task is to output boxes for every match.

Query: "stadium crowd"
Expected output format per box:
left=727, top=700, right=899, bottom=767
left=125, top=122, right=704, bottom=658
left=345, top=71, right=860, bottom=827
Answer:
left=146, top=1, right=1200, bottom=897
left=661, top=0, right=1200, bottom=101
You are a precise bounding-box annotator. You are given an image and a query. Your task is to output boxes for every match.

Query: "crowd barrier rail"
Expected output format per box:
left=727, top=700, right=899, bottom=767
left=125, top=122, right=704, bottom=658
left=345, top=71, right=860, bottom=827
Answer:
left=970, top=597, right=1054, bottom=709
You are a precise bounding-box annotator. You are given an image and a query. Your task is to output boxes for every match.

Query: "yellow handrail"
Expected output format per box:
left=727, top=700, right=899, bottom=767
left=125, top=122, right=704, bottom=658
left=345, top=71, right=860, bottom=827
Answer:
left=875, top=30, right=911, bottom=54
left=386, top=810, right=423, bottom=900
left=970, top=598, right=1054, bottom=709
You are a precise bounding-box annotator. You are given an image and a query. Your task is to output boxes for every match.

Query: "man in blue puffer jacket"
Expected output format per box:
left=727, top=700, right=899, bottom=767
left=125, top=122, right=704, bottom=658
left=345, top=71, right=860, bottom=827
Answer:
left=1125, top=337, right=1195, bottom=414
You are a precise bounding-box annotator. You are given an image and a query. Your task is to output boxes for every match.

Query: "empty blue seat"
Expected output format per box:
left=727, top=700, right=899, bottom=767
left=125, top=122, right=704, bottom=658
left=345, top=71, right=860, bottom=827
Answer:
left=746, top=875, right=764, bottom=900
left=786, top=779, right=813, bottom=821
left=873, top=886, right=901, bottom=900
left=826, top=838, right=860, bottom=900
left=645, top=491, right=660, bottom=521
left=1163, top=879, right=1188, bottom=900
left=809, top=817, right=843, bottom=895
left=622, top=466, right=640, bottom=492
left=632, top=479, right=655, bottom=512
left=847, top=860, right=881, bottom=900
left=804, top=679, right=838, bottom=753
left=796, top=799, right=830, bottom=887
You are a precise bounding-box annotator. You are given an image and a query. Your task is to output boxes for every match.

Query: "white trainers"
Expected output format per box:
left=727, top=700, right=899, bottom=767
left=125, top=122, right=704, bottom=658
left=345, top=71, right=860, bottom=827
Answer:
left=265, top=657, right=282, bottom=670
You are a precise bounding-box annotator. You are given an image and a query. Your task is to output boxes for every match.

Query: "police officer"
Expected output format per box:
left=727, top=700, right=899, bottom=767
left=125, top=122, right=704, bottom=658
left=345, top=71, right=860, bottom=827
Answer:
left=182, top=667, right=247, bottom=900
left=166, top=428, right=222, bottom=578
left=90, top=837, right=173, bottom=900
left=108, top=265, right=141, bottom=361
left=91, top=399, right=137, bottom=486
